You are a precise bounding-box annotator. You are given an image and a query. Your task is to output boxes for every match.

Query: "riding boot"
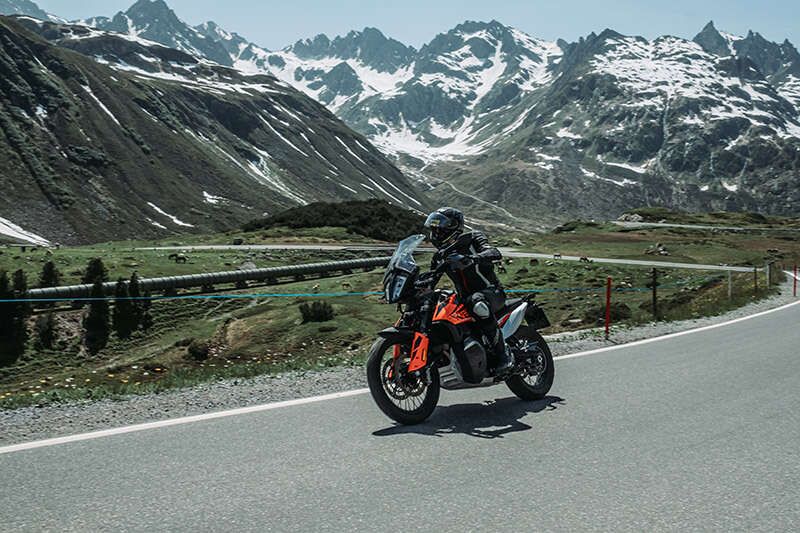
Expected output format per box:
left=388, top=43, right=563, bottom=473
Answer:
left=489, top=328, right=513, bottom=375
left=484, top=322, right=514, bottom=376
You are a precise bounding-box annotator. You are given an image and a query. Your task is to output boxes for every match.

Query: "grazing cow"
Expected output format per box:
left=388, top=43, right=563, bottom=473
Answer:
left=312, top=284, right=321, bottom=293
left=529, top=258, right=540, bottom=266
left=579, top=256, right=592, bottom=264
left=553, top=253, right=563, bottom=260
left=341, top=281, right=352, bottom=290
left=497, top=263, right=507, bottom=274
left=168, top=253, right=188, bottom=264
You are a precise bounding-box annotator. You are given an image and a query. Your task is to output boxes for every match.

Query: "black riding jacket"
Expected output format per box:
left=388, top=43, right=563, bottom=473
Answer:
left=431, top=231, right=503, bottom=295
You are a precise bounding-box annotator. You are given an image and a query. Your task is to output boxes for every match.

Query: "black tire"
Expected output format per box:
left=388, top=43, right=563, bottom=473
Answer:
left=366, top=337, right=440, bottom=425
left=505, top=327, right=555, bottom=401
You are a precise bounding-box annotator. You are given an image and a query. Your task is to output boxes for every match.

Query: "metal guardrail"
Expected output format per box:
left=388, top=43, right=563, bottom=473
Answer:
left=25, top=257, right=392, bottom=301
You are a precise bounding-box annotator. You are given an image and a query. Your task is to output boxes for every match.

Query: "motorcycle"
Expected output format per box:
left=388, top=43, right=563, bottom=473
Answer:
left=366, top=234, right=555, bottom=425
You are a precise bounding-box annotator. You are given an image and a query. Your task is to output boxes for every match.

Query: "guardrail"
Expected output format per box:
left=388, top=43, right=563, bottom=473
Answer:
left=25, top=256, right=392, bottom=301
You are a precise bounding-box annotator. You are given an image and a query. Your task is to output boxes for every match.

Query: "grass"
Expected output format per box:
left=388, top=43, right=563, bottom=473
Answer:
left=504, top=222, right=800, bottom=268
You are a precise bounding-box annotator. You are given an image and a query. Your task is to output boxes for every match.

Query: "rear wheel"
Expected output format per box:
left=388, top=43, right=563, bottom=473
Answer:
left=505, top=326, right=555, bottom=401
left=366, top=337, right=440, bottom=425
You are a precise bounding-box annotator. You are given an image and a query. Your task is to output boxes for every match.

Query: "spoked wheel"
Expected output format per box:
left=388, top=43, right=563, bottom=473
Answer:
left=505, top=326, right=555, bottom=401
left=366, top=337, right=440, bottom=425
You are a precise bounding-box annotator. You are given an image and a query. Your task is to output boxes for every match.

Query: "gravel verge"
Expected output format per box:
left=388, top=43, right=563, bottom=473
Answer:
left=1, top=280, right=796, bottom=447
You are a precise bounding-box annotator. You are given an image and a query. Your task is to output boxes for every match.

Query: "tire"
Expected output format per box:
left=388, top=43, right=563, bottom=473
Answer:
left=366, top=337, right=440, bottom=425
left=505, top=326, right=555, bottom=401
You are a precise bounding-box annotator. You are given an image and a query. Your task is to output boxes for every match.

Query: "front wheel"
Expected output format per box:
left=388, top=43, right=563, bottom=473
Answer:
left=505, top=326, right=555, bottom=401
left=366, top=337, right=440, bottom=425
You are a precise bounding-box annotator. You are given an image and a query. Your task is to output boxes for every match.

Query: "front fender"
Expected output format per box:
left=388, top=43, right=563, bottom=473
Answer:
left=377, top=327, right=415, bottom=345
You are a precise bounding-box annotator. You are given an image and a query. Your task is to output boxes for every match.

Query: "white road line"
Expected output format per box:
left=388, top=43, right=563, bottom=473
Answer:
left=0, top=389, right=369, bottom=455
left=2, top=297, right=799, bottom=456
left=558, top=298, right=800, bottom=360
left=785, top=270, right=799, bottom=281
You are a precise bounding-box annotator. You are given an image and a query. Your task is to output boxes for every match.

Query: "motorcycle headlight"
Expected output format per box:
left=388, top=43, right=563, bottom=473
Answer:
left=388, top=273, right=408, bottom=303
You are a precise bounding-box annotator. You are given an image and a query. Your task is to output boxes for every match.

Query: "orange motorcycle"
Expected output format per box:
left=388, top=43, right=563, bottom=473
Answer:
left=367, top=234, right=554, bottom=425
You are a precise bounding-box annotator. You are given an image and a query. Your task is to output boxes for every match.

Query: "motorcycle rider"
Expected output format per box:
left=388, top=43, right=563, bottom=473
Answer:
left=424, top=207, right=513, bottom=374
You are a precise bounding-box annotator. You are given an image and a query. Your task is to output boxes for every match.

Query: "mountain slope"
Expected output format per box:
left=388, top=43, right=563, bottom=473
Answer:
left=0, top=16, right=424, bottom=244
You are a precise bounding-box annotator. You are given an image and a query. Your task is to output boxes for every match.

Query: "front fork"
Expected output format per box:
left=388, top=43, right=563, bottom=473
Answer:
left=395, top=299, right=435, bottom=374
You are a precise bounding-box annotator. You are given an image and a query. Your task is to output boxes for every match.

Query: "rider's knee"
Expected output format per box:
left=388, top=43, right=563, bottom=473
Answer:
left=471, top=299, right=491, bottom=319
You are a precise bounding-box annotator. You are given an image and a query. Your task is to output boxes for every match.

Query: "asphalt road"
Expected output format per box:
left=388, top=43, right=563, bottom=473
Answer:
left=139, top=244, right=759, bottom=272
left=2, top=301, right=799, bottom=531
left=614, top=221, right=800, bottom=233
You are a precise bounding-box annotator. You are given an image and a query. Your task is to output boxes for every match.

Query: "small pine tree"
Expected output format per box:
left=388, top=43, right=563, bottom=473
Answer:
left=82, top=258, right=108, bottom=285
left=83, top=281, right=110, bottom=354
left=140, top=291, right=154, bottom=331
left=38, top=261, right=61, bottom=308
left=39, top=261, right=61, bottom=288
left=11, top=269, right=30, bottom=354
left=112, top=278, right=137, bottom=339
left=129, top=272, right=144, bottom=330
left=34, top=313, right=57, bottom=351
left=0, top=272, right=22, bottom=366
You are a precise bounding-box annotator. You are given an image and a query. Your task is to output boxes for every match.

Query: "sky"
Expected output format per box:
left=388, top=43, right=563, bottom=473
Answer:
left=35, top=0, right=800, bottom=51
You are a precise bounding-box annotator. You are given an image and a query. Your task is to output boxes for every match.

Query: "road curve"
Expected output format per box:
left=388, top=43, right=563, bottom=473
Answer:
left=2, top=301, right=799, bottom=531
left=138, top=244, right=759, bottom=272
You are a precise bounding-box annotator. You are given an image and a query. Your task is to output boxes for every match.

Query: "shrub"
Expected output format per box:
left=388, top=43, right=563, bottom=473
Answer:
left=299, top=301, right=335, bottom=323
left=243, top=200, right=425, bottom=242
left=187, top=340, right=211, bottom=361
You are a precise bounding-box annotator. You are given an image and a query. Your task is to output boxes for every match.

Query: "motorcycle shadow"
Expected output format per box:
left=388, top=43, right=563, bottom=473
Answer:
left=372, top=395, right=565, bottom=439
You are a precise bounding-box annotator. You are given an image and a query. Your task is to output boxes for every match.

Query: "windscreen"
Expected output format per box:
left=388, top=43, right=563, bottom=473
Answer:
left=386, top=234, right=425, bottom=273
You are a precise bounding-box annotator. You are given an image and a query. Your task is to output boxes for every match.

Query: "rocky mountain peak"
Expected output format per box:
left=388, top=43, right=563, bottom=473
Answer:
left=88, top=0, right=233, bottom=65
left=693, top=20, right=731, bottom=56
left=287, top=27, right=415, bottom=72
left=0, top=0, right=60, bottom=21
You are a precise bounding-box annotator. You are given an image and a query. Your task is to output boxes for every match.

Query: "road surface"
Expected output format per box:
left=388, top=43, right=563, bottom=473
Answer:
left=2, top=300, right=799, bottom=531
left=138, top=244, right=760, bottom=272
left=614, top=220, right=800, bottom=233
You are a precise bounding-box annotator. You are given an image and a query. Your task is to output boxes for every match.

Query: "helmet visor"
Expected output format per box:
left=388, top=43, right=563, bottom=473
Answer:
left=424, top=212, right=459, bottom=247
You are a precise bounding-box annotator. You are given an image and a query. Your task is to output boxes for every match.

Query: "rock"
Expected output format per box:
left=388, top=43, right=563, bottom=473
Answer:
left=512, top=238, right=524, bottom=247
left=618, top=213, right=644, bottom=223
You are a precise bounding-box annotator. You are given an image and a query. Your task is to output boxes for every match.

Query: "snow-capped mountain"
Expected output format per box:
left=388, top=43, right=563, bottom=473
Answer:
left=224, top=19, right=799, bottom=223
left=79, top=0, right=234, bottom=66
left=0, top=15, right=425, bottom=244
left=3, top=0, right=799, bottom=226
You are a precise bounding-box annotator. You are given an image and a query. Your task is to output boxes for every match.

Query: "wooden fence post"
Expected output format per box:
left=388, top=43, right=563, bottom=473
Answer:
left=605, top=277, right=612, bottom=340
left=651, top=268, right=658, bottom=321
left=728, top=271, right=733, bottom=301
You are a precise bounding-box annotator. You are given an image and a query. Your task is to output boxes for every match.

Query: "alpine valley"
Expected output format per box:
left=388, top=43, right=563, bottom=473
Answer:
left=1, top=0, right=799, bottom=243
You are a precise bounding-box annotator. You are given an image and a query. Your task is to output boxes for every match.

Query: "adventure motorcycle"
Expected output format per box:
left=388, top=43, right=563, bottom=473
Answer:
left=366, top=234, right=555, bottom=425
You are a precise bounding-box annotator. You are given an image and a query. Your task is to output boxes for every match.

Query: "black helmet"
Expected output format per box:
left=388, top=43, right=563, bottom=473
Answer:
left=424, top=207, right=464, bottom=249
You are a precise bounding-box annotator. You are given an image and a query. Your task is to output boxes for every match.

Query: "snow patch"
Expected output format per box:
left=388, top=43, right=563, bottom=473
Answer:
left=0, top=216, right=50, bottom=245
left=147, top=202, right=195, bottom=227
left=81, top=85, right=121, bottom=126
